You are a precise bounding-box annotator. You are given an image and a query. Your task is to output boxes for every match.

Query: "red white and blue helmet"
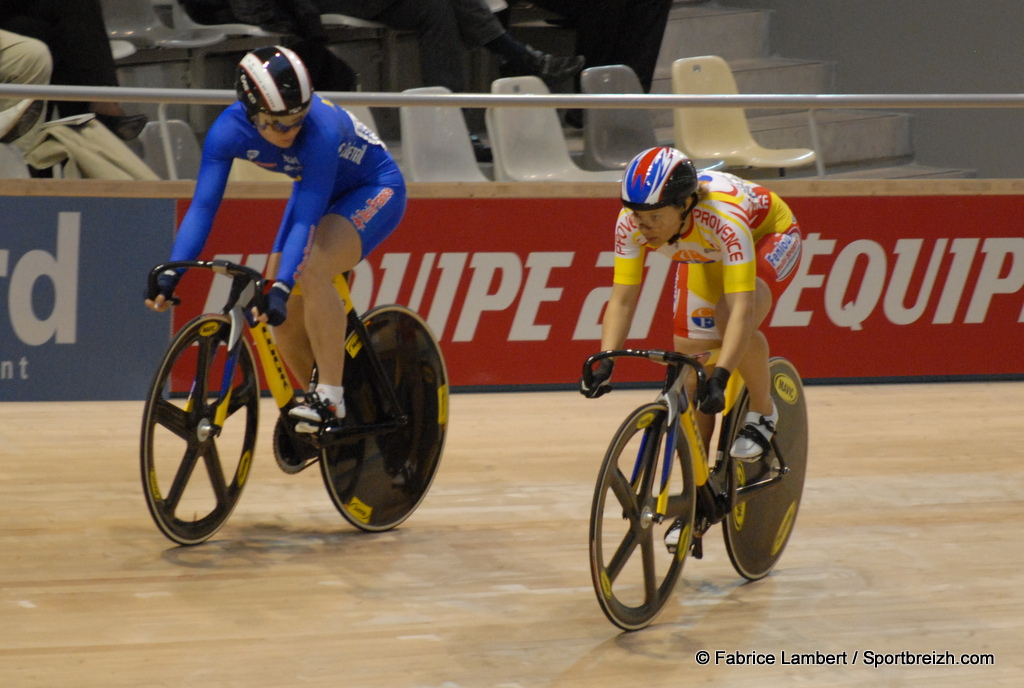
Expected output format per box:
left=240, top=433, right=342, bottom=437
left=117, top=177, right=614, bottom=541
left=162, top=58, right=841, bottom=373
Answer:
left=235, top=45, right=313, bottom=119
left=621, top=147, right=699, bottom=212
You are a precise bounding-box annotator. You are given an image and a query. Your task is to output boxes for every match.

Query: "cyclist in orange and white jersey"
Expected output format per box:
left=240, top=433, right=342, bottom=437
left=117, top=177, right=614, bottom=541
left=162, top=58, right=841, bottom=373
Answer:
left=581, top=146, right=802, bottom=461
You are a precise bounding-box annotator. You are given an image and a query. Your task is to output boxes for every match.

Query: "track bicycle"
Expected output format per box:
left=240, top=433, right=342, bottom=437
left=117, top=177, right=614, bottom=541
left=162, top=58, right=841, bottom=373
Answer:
left=141, top=259, right=449, bottom=546
left=580, top=349, right=808, bottom=631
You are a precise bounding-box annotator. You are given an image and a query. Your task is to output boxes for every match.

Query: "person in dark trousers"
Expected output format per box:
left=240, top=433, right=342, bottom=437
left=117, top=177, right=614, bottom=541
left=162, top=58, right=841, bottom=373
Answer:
left=179, top=0, right=359, bottom=93
left=528, top=0, right=672, bottom=91
left=314, top=0, right=583, bottom=92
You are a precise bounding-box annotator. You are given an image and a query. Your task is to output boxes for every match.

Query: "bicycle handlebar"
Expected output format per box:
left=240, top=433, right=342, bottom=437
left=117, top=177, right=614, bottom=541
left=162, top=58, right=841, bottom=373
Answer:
left=147, top=260, right=268, bottom=315
left=581, top=348, right=711, bottom=395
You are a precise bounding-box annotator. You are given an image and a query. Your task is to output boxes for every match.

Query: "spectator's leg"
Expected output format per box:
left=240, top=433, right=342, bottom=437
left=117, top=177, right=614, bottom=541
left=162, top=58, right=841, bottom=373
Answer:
left=0, top=29, right=53, bottom=142
left=599, top=0, right=672, bottom=92
left=372, top=0, right=469, bottom=92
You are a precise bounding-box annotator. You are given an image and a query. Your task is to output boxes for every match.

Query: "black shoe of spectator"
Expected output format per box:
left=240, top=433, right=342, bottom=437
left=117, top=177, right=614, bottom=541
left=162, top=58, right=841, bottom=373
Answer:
left=96, top=113, right=148, bottom=141
left=527, top=48, right=585, bottom=89
left=470, top=134, right=492, bottom=163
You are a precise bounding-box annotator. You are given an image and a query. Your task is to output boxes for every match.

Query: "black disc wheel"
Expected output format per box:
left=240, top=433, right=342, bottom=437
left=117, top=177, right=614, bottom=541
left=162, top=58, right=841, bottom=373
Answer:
left=589, top=402, right=697, bottom=631
left=140, top=315, right=259, bottom=546
left=320, top=306, right=448, bottom=531
left=721, top=357, right=808, bottom=580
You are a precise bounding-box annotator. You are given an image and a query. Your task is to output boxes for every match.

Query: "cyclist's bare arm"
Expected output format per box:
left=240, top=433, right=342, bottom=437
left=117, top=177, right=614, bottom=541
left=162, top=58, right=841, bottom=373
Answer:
left=601, top=282, right=641, bottom=351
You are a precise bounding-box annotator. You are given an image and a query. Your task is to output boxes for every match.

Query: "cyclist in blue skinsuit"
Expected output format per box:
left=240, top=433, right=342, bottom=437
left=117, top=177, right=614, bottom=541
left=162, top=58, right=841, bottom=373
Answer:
left=145, top=45, right=406, bottom=433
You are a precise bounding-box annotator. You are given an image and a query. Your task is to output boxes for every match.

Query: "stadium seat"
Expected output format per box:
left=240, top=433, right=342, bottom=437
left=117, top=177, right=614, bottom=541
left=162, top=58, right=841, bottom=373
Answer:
left=578, top=64, right=658, bottom=171
left=486, top=76, right=622, bottom=183
left=671, top=55, right=816, bottom=171
left=0, top=143, right=30, bottom=179
left=138, top=119, right=201, bottom=180
left=100, top=0, right=226, bottom=48
left=399, top=86, right=489, bottom=182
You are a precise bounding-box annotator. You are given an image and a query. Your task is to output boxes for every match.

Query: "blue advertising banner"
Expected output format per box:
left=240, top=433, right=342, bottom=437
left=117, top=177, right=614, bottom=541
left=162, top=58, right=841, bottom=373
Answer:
left=0, top=197, right=174, bottom=401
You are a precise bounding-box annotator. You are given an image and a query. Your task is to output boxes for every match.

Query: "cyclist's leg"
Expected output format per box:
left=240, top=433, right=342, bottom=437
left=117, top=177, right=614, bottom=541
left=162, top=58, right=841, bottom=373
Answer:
left=714, top=278, right=774, bottom=416
left=264, top=252, right=316, bottom=387
left=296, top=213, right=362, bottom=388
left=290, top=181, right=407, bottom=426
left=721, top=221, right=804, bottom=418
left=671, top=262, right=722, bottom=449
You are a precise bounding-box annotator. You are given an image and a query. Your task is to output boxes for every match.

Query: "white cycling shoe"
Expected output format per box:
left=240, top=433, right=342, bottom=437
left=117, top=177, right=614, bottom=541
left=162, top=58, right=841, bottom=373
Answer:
left=289, top=391, right=346, bottom=434
left=730, top=404, right=778, bottom=461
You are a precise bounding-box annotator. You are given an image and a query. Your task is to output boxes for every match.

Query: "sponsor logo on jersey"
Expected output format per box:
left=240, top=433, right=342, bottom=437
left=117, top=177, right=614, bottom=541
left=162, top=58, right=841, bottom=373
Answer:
left=691, top=307, right=715, bottom=330
left=764, top=232, right=801, bottom=281
left=339, top=142, right=367, bottom=165
left=351, top=187, right=395, bottom=230
left=671, top=247, right=717, bottom=264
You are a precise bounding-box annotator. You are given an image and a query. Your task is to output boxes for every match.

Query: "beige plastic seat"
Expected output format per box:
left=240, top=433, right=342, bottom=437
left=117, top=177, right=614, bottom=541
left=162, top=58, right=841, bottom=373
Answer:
left=486, top=76, right=622, bottom=183
left=138, top=119, right=201, bottom=180
left=399, top=86, right=488, bottom=182
left=671, top=55, right=816, bottom=171
left=100, top=0, right=226, bottom=47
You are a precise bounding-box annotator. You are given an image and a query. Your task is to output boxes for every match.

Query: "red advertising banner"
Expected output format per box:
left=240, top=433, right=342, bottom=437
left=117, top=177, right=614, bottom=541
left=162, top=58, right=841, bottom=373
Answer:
left=174, top=194, right=1024, bottom=387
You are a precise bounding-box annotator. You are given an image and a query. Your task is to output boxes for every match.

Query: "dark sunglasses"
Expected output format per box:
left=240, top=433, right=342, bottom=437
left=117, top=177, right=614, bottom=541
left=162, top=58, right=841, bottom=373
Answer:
left=255, top=111, right=307, bottom=133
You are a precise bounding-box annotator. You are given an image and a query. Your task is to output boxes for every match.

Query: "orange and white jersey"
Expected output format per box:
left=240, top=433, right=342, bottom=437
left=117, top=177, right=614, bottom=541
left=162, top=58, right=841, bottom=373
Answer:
left=613, top=170, right=797, bottom=294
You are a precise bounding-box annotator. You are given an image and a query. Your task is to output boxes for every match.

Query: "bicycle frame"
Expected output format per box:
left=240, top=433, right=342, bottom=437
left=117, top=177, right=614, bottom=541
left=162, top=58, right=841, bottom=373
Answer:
left=582, top=349, right=791, bottom=533
left=148, top=260, right=408, bottom=445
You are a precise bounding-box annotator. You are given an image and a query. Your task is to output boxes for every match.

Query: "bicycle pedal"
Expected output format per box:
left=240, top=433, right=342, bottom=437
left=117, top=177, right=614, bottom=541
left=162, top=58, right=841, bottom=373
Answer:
left=690, top=536, right=704, bottom=560
left=294, top=421, right=321, bottom=434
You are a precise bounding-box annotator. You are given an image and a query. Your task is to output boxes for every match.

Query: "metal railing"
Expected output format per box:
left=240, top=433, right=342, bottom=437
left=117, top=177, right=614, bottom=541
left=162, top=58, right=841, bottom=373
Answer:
left=3, top=83, right=1024, bottom=180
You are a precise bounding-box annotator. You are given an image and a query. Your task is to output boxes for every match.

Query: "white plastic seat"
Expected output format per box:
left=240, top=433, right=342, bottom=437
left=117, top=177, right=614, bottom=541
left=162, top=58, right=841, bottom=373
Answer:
left=671, top=56, right=816, bottom=171
left=0, top=143, right=30, bottom=179
left=100, top=0, right=226, bottom=47
left=138, top=119, right=201, bottom=180
left=110, top=39, right=137, bottom=60
left=170, top=2, right=273, bottom=37
left=579, top=65, right=658, bottom=170
left=399, top=86, right=488, bottom=182
left=486, top=76, right=622, bottom=183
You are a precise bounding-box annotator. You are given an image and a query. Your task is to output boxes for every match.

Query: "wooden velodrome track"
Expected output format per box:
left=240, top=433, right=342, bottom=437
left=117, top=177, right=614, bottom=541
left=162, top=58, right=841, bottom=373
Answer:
left=2, top=380, right=1023, bottom=687
left=3, top=179, right=1023, bottom=686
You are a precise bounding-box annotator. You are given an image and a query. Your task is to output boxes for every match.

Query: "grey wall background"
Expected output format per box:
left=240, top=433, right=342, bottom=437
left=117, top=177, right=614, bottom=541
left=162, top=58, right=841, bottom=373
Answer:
left=724, top=0, right=1024, bottom=178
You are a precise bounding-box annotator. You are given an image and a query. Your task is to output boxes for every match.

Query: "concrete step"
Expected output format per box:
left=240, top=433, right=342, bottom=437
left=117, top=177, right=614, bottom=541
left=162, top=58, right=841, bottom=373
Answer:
left=805, top=163, right=977, bottom=180
left=655, top=4, right=770, bottom=80
left=651, top=108, right=919, bottom=172
left=749, top=109, right=914, bottom=168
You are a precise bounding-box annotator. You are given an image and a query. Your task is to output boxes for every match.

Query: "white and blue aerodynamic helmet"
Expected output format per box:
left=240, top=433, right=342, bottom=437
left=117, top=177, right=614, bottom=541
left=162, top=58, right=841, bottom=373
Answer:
left=621, top=146, right=699, bottom=212
left=235, top=45, right=313, bottom=118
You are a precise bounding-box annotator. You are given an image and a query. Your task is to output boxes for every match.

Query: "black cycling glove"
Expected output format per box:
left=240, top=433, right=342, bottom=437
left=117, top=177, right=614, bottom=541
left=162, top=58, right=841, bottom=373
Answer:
left=695, top=367, right=730, bottom=414
left=149, top=269, right=181, bottom=303
left=263, top=281, right=291, bottom=326
left=580, top=358, right=615, bottom=399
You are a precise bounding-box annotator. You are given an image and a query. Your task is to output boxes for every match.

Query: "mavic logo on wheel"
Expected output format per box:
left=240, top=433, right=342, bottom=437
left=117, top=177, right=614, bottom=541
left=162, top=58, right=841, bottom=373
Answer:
left=773, top=373, right=799, bottom=405
left=346, top=496, right=373, bottom=523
